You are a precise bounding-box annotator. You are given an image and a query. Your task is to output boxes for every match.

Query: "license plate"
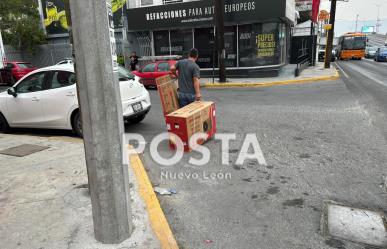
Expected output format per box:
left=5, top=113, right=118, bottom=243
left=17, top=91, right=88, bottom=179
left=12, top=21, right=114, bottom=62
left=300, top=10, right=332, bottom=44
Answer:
left=132, top=102, right=143, bottom=113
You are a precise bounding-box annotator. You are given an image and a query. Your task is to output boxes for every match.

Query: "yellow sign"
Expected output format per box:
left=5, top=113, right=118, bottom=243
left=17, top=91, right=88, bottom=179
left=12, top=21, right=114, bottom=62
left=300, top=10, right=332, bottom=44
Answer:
left=112, top=0, right=126, bottom=13
left=44, top=4, right=67, bottom=30
left=256, top=33, right=276, bottom=58
left=324, top=24, right=332, bottom=30
left=319, top=10, right=330, bottom=21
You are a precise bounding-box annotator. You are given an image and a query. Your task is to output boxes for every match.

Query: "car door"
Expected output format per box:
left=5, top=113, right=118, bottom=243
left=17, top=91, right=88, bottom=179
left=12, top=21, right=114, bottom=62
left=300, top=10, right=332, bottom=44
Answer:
left=139, top=63, right=156, bottom=86
left=39, top=70, right=77, bottom=128
left=4, top=71, right=48, bottom=127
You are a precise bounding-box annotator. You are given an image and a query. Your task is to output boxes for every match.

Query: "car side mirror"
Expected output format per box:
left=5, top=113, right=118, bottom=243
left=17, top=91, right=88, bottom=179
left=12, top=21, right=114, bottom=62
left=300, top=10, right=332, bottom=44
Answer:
left=7, top=87, right=17, bottom=97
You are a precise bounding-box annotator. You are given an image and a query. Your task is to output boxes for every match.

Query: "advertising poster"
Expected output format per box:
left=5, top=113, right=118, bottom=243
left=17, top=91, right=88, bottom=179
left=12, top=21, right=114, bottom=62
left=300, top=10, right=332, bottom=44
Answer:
left=42, top=0, right=68, bottom=36
left=41, top=0, right=126, bottom=36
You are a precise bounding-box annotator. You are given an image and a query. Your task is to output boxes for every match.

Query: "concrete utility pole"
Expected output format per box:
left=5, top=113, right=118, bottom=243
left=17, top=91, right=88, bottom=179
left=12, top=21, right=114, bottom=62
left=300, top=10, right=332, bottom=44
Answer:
left=324, top=0, right=337, bottom=69
left=67, top=0, right=132, bottom=244
left=214, top=0, right=226, bottom=82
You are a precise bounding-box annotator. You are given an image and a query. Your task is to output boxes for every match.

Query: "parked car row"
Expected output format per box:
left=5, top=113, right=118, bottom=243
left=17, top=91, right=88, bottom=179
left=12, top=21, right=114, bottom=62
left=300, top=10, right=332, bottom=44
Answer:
left=0, top=63, right=151, bottom=136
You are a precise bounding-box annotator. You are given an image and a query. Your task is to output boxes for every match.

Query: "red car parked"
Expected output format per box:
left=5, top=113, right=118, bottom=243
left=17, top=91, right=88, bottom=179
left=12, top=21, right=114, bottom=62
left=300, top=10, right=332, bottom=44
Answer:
left=132, top=60, right=177, bottom=88
left=4, top=62, right=37, bottom=82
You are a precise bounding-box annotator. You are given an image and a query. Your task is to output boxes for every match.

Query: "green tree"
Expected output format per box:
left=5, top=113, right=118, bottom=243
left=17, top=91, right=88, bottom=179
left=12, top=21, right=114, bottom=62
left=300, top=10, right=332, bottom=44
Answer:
left=0, top=0, right=46, bottom=52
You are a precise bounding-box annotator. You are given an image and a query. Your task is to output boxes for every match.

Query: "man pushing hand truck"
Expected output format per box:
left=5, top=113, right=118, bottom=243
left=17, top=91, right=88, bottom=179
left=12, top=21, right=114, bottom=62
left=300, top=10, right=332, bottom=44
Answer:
left=170, top=48, right=202, bottom=107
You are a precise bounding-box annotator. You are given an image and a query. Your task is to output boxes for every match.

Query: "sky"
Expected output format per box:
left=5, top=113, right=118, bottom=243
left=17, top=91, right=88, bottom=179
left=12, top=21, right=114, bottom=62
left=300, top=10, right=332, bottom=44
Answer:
left=320, top=0, right=387, bottom=21
left=319, top=0, right=387, bottom=35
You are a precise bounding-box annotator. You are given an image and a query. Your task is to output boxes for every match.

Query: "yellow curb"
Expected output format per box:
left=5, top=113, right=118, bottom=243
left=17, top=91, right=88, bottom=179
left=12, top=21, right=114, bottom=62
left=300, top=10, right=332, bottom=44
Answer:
left=202, top=71, right=340, bottom=88
left=129, top=149, right=179, bottom=249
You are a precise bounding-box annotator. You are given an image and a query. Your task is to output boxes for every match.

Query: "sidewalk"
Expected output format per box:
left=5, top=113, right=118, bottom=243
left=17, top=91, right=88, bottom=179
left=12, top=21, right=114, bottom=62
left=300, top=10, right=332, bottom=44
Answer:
left=201, top=63, right=339, bottom=88
left=0, top=134, right=165, bottom=249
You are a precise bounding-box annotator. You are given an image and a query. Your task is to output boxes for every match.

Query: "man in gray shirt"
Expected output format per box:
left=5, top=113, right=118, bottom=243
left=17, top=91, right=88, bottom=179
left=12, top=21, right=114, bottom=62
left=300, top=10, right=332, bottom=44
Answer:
left=171, top=48, right=202, bottom=107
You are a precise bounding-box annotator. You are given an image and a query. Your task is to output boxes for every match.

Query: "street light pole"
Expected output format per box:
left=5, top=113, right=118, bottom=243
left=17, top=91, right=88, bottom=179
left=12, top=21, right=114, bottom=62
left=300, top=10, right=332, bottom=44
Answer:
left=374, top=4, right=383, bottom=33
left=324, top=0, right=337, bottom=69
left=214, top=0, right=226, bottom=82
left=66, top=0, right=132, bottom=244
left=355, top=14, right=359, bottom=32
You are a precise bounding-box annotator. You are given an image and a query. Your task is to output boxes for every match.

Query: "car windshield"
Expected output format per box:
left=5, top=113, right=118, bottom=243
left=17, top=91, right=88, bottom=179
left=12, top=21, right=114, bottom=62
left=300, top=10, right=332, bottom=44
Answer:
left=379, top=47, right=387, bottom=52
left=117, top=66, right=135, bottom=81
left=17, top=63, right=33, bottom=68
left=342, top=36, right=366, bottom=50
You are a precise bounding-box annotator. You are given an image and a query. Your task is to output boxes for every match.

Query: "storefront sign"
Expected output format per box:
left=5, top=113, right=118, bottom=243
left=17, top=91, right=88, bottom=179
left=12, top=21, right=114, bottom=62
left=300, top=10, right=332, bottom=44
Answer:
left=324, top=24, right=332, bottom=30
left=127, top=0, right=293, bottom=31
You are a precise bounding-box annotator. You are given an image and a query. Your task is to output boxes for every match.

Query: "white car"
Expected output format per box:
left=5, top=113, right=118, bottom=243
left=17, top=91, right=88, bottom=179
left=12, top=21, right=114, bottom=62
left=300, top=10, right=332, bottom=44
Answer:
left=56, top=59, right=73, bottom=65
left=0, top=64, right=151, bottom=136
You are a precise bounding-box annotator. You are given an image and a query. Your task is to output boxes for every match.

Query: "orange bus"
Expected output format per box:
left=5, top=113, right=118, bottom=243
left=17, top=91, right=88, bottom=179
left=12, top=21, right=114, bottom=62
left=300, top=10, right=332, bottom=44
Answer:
left=337, top=32, right=367, bottom=60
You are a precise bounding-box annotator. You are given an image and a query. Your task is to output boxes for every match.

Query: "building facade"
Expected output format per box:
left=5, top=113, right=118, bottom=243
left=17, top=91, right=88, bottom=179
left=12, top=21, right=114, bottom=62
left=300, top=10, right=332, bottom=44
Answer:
left=126, top=0, right=296, bottom=77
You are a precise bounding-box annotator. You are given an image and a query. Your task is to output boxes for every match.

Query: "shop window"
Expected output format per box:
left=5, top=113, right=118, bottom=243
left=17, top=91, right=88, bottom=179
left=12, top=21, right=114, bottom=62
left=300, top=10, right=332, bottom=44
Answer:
left=239, top=23, right=283, bottom=67
left=170, top=29, right=193, bottom=57
left=194, top=27, right=216, bottom=68
left=239, top=24, right=254, bottom=67
left=224, top=26, right=237, bottom=68
left=154, top=30, right=170, bottom=56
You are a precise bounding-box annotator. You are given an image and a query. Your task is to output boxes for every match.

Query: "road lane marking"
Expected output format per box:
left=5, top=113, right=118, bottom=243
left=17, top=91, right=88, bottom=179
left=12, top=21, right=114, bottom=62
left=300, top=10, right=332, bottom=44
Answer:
left=334, top=63, right=349, bottom=79
left=363, top=59, right=387, bottom=67
left=343, top=62, right=387, bottom=88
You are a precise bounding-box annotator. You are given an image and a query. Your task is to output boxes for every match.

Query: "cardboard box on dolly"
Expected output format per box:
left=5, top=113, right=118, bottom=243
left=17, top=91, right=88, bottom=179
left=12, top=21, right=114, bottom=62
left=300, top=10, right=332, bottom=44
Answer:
left=155, top=75, right=216, bottom=152
left=166, top=101, right=216, bottom=152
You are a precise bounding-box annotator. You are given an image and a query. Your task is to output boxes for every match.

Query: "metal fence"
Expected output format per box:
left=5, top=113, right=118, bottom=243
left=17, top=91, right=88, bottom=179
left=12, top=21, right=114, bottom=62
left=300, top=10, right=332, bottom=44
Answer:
left=4, top=44, right=72, bottom=68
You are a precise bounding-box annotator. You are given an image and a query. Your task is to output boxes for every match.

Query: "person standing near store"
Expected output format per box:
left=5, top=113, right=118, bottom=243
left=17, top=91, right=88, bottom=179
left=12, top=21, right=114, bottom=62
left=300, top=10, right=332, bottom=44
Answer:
left=129, top=52, right=139, bottom=71
left=171, top=48, right=202, bottom=107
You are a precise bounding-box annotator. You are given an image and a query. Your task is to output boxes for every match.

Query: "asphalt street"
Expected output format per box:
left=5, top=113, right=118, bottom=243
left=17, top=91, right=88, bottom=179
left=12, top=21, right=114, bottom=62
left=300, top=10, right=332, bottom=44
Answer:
left=2, top=59, right=387, bottom=248
left=125, top=69, right=387, bottom=249
left=335, top=59, right=387, bottom=141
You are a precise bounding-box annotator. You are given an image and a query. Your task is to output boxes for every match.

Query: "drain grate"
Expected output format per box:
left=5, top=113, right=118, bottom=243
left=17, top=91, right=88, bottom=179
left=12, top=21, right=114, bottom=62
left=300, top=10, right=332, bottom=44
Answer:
left=321, top=200, right=387, bottom=248
left=0, top=144, right=50, bottom=157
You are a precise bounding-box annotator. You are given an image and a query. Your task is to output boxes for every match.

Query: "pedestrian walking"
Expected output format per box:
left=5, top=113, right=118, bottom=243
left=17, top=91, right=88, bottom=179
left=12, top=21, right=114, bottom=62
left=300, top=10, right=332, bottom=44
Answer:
left=129, top=52, right=139, bottom=71
left=171, top=48, right=202, bottom=107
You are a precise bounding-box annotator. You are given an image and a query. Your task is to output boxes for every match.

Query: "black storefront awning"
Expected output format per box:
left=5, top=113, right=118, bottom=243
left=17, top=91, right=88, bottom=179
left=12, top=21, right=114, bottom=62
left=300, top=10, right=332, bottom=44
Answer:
left=126, top=0, right=295, bottom=31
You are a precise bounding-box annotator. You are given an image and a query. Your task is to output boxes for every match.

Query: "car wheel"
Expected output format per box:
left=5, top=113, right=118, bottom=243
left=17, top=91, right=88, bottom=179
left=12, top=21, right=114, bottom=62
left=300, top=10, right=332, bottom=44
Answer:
left=0, top=113, right=10, bottom=133
left=130, top=114, right=146, bottom=124
left=72, top=111, right=83, bottom=137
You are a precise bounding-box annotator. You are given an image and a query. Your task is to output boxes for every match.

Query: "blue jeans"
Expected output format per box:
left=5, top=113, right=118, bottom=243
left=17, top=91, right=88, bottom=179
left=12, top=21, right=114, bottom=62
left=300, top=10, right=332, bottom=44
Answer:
left=178, top=92, right=196, bottom=107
